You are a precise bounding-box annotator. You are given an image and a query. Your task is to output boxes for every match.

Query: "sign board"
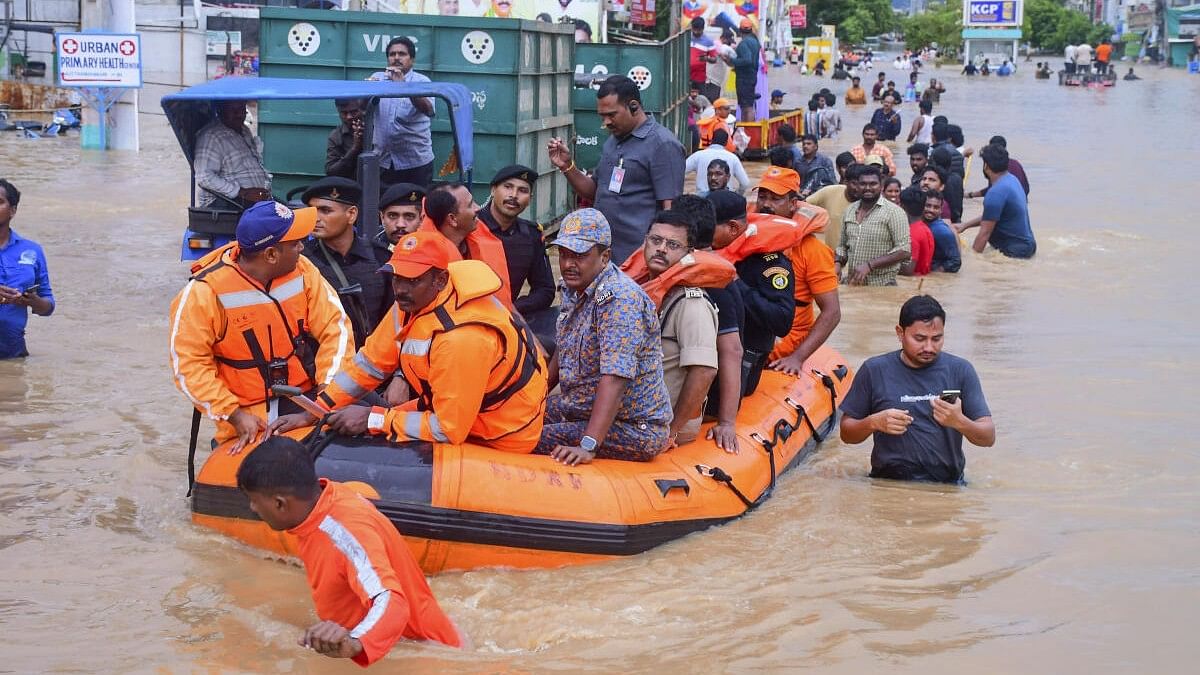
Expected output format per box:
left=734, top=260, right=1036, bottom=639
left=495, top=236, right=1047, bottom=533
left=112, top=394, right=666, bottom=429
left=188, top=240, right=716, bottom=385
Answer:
left=963, top=1, right=1022, bottom=28
left=56, top=32, right=143, bottom=88
left=821, top=24, right=835, bottom=38
left=630, top=0, right=656, bottom=27
left=206, top=30, right=243, bottom=56
left=789, top=5, right=807, bottom=29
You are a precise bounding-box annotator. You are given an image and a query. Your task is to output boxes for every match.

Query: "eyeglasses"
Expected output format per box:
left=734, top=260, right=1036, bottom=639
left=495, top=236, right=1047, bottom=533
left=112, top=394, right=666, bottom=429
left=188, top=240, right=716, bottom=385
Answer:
left=645, top=234, right=688, bottom=252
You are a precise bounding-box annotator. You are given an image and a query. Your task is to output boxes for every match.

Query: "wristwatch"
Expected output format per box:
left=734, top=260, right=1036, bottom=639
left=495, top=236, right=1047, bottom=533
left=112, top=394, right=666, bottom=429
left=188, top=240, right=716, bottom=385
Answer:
left=579, top=435, right=599, bottom=453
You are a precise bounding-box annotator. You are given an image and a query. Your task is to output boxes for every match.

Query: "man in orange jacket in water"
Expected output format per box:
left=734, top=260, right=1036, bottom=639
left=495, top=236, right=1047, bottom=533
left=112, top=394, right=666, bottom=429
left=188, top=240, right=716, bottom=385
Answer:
left=271, top=232, right=547, bottom=453
left=753, top=167, right=842, bottom=376
left=169, top=201, right=354, bottom=453
left=238, top=436, right=462, bottom=666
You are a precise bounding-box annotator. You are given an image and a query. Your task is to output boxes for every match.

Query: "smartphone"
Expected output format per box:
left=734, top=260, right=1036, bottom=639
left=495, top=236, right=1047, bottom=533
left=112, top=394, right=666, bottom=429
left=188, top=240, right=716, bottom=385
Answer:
left=939, top=390, right=961, bottom=404
left=22, top=284, right=40, bottom=296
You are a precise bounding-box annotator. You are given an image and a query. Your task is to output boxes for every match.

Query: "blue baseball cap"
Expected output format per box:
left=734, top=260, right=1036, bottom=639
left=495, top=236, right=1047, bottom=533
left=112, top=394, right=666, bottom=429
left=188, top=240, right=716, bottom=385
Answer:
left=553, top=208, right=611, bottom=254
left=236, top=201, right=317, bottom=253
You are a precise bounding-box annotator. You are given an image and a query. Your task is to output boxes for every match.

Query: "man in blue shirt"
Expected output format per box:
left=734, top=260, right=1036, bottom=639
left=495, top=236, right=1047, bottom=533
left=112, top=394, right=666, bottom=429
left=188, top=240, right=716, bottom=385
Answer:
left=869, top=93, right=902, bottom=141
left=371, top=37, right=435, bottom=188
left=0, top=179, right=55, bottom=358
left=729, top=18, right=761, bottom=122
left=840, top=295, right=995, bottom=483
left=956, top=144, right=1036, bottom=258
left=922, top=192, right=960, bottom=273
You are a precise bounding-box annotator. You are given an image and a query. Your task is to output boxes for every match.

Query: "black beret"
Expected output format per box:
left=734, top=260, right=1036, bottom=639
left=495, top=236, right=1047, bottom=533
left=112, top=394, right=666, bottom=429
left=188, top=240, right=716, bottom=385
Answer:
left=379, top=183, right=426, bottom=210
left=705, top=189, right=747, bottom=222
left=490, top=164, right=536, bottom=188
left=301, top=176, right=361, bottom=206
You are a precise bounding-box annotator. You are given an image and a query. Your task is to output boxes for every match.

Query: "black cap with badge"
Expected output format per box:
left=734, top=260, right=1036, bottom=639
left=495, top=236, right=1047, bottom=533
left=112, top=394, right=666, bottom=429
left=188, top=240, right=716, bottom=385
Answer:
left=301, top=176, right=362, bottom=206
left=379, top=182, right=426, bottom=210
left=490, top=164, right=536, bottom=189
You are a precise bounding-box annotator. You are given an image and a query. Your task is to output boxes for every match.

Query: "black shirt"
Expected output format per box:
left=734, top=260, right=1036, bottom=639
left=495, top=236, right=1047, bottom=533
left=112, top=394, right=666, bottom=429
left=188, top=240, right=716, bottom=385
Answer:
left=733, top=251, right=795, bottom=354
left=326, top=123, right=361, bottom=179
left=303, top=236, right=393, bottom=348
left=477, top=204, right=555, bottom=316
left=705, top=285, right=743, bottom=336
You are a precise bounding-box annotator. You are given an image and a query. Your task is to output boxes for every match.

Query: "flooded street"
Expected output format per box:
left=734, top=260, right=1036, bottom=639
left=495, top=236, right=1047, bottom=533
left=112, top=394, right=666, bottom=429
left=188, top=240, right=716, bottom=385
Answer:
left=2, top=61, right=1198, bottom=672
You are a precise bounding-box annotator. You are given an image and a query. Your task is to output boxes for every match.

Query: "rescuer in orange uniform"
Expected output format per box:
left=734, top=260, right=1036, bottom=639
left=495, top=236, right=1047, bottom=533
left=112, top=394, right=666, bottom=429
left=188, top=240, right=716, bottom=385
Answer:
left=754, top=167, right=842, bottom=376
left=271, top=231, right=547, bottom=452
left=418, top=183, right=514, bottom=310
left=696, top=97, right=736, bottom=151
left=169, top=201, right=353, bottom=453
left=238, top=436, right=462, bottom=666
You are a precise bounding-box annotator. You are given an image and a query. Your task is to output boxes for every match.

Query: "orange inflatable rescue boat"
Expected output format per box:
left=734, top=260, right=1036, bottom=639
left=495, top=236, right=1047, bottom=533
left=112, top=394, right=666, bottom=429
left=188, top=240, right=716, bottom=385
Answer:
left=191, top=347, right=853, bottom=574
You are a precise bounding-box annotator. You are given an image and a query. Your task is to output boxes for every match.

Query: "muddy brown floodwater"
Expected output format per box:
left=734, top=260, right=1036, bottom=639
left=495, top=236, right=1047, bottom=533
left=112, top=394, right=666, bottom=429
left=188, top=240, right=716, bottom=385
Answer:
left=1, top=61, right=1198, bottom=673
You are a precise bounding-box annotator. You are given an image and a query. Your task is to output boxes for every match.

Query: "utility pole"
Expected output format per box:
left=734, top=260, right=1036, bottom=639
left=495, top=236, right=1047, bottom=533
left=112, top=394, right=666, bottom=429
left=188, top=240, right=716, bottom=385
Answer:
left=80, top=0, right=139, bottom=151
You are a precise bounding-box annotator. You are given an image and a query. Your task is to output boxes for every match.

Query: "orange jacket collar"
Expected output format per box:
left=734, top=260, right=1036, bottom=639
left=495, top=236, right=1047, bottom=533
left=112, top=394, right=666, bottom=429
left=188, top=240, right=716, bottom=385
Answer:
left=619, top=249, right=737, bottom=308
left=718, top=209, right=828, bottom=262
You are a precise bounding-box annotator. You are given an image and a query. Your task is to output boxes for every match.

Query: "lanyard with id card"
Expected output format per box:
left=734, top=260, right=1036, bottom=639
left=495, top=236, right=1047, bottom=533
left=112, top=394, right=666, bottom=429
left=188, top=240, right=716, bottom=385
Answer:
left=608, top=157, right=625, bottom=194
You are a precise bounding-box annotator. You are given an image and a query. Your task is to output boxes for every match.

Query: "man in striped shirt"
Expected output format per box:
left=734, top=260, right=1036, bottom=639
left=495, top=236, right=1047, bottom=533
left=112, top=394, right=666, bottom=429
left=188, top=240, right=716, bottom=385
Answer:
left=194, top=100, right=271, bottom=208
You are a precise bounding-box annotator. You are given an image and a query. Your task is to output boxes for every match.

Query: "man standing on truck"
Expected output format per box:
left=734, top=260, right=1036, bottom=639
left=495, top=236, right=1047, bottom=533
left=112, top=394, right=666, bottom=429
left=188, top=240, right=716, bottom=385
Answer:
left=371, top=37, right=436, bottom=189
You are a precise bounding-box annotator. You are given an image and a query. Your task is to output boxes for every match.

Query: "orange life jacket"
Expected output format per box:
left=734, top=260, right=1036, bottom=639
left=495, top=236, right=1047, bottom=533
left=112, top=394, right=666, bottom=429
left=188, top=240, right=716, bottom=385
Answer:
left=619, top=249, right=737, bottom=308
left=419, top=217, right=514, bottom=310
left=396, top=260, right=546, bottom=448
left=189, top=243, right=319, bottom=406
left=697, top=116, right=736, bottom=151
left=717, top=212, right=814, bottom=263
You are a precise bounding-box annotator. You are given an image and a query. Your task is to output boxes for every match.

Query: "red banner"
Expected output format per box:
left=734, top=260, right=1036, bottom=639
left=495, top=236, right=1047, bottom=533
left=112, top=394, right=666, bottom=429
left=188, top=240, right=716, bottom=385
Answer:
left=789, top=4, right=807, bottom=29
left=630, top=0, right=657, bottom=27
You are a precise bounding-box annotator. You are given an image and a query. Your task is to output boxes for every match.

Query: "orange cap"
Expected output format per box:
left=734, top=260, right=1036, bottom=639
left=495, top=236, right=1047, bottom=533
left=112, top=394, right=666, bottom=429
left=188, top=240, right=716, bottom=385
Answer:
left=739, top=18, right=754, bottom=30
left=713, top=97, right=732, bottom=109
left=757, top=166, right=801, bottom=196
left=379, top=231, right=455, bottom=278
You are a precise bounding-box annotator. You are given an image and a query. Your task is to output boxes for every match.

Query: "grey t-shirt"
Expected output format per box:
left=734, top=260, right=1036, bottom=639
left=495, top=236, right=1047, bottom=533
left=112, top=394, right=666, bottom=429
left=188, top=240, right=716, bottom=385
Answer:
left=592, top=117, right=686, bottom=263
left=840, top=350, right=991, bottom=483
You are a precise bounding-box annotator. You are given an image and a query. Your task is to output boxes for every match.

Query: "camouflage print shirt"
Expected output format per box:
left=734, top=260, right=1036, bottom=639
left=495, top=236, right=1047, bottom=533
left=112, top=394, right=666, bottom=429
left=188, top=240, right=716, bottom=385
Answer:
left=554, top=262, right=672, bottom=425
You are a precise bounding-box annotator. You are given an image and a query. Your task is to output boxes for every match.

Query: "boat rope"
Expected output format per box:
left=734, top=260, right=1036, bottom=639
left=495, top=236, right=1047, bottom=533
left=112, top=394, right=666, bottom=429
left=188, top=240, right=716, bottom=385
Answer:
left=694, top=464, right=757, bottom=509
left=304, top=412, right=338, bottom=461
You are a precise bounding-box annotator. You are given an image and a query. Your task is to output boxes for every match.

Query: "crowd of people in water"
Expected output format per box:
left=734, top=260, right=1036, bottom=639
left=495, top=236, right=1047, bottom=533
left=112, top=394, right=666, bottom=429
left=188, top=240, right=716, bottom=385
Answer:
left=0, top=35, right=1036, bottom=664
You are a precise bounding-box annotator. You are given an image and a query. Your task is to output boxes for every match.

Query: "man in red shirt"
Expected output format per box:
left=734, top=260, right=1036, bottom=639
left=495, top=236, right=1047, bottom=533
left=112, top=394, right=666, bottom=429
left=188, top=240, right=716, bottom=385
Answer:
left=898, top=186, right=933, bottom=276
left=238, top=437, right=461, bottom=666
left=689, top=17, right=717, bottom=92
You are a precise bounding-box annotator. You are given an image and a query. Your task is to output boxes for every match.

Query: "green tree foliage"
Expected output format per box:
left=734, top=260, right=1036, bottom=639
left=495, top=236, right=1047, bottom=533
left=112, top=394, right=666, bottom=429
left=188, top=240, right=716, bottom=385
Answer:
left=804, top=0, right=898, bottom=44
left=1023, top=0, right=1116, bottom=52
left=903, top=2, right=963, bottom=55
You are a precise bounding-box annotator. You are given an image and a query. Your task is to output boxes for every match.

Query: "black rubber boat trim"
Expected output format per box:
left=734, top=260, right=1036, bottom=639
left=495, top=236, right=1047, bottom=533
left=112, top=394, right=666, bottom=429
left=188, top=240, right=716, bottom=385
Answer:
left=192, top=412, right=837, bottom=557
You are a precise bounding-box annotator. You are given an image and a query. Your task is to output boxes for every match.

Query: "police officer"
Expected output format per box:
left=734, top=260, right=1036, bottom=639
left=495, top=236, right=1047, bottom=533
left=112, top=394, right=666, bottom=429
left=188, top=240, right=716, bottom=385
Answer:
left=301, top=177, right=392, bottom=348
left=705, top=190, right=795, bottom=396
left=376, top=182, right=425, bottom=250
left=477, top=165, right=556, bottom=319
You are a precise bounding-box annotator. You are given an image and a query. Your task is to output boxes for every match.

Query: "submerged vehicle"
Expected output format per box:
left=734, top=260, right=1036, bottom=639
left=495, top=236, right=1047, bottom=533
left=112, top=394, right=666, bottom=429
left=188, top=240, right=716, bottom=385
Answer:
left=161, top=76, right=476, bottom=260
left=190, top=347, right=854, bottom=573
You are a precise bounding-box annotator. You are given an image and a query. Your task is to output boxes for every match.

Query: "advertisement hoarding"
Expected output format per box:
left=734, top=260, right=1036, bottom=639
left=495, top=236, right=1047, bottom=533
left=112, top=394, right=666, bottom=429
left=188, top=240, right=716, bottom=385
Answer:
left=963, top=0, right=1022, bottom=28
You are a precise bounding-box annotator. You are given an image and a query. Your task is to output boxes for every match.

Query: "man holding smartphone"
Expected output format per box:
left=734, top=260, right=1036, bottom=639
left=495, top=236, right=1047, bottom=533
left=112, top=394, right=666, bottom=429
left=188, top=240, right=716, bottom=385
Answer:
left=0, top=179, right=55, bottom=359
left=839, top=295, right=995, bottom=483
left=371, top=37, right=435, bottom=189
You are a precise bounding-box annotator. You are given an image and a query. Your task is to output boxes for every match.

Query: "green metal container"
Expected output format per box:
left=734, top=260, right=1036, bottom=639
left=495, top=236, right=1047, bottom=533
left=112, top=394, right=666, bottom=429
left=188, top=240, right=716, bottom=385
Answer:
left=255, top=7, right=574, bottom=224
left=570, top=31, right=690, bottom=174
left=572, top=31, right=690, bottom=113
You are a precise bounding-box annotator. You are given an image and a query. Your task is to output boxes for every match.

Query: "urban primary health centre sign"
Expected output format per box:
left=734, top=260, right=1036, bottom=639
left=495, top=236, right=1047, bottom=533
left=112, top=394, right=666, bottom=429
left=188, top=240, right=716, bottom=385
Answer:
left=56, top=32, right=143, bottom=88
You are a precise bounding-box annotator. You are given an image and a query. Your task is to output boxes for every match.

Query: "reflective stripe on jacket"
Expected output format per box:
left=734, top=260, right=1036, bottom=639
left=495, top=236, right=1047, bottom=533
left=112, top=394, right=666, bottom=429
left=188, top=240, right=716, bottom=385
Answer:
left=320, top=260, right=546, bottom=453
left=168, top=243, right=353, bottom=431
